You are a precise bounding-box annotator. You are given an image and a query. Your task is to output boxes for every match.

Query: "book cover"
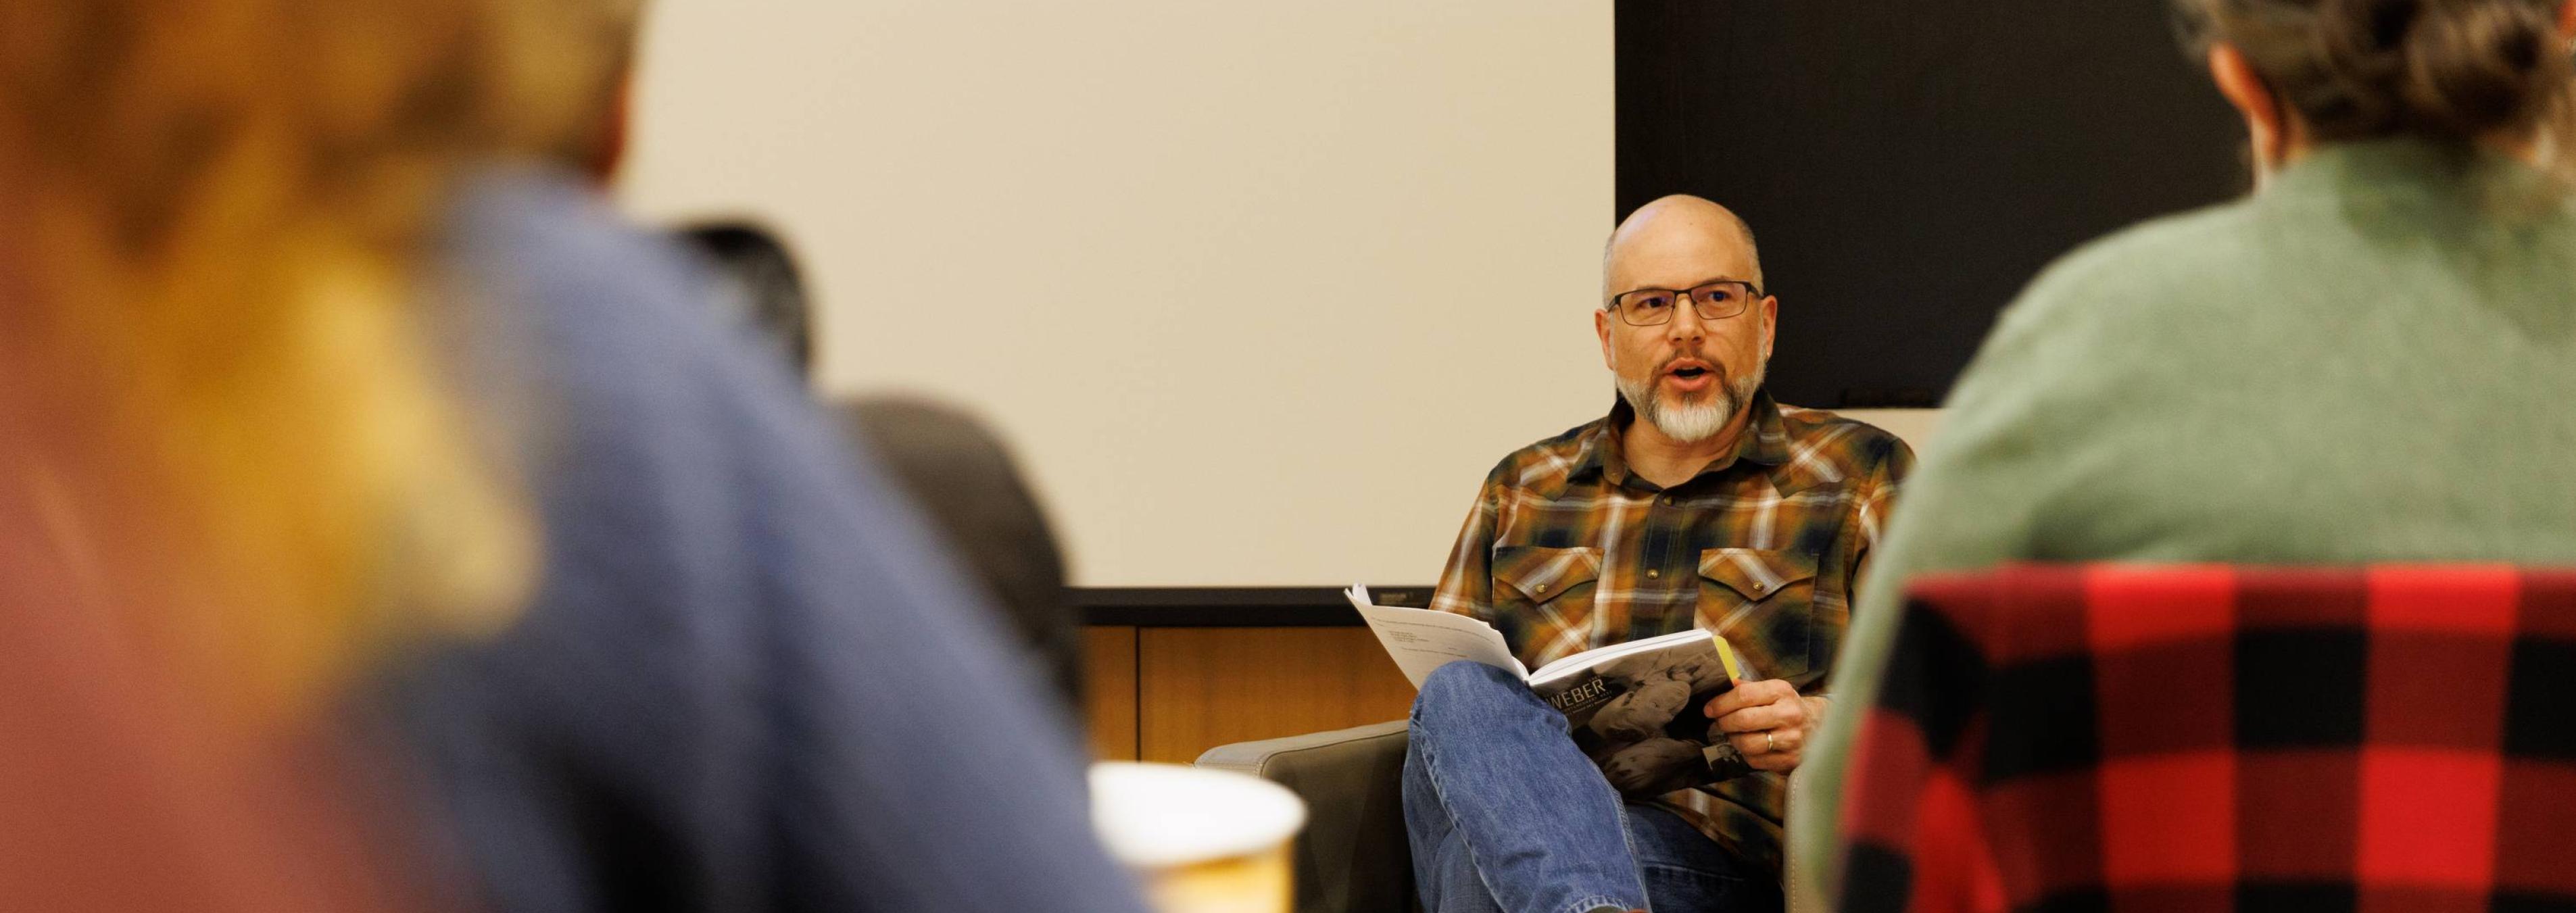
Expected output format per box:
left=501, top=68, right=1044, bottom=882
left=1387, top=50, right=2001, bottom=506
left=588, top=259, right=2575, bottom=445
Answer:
left=1527, top=634, right=1753, bottom=797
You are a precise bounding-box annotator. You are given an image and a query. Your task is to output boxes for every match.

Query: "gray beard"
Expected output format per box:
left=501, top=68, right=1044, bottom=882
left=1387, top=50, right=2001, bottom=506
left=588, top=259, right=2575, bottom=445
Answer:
left=1616, top=362, right=1765, bottom=444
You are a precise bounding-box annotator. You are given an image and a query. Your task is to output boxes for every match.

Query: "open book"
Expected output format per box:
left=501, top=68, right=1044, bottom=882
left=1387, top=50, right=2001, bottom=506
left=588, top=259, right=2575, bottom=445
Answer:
left=1346, top=585, right=1757, bottom=796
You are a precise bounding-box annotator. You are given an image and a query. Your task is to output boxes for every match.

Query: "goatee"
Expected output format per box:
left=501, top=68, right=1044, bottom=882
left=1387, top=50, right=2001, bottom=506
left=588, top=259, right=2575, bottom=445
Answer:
left=1616, top=362, right=1765, bottom=444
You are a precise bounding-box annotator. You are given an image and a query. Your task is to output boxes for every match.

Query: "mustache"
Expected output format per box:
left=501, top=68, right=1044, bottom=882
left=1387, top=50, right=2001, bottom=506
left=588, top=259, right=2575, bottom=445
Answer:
left=1653, top=351, right=1723, bottom=374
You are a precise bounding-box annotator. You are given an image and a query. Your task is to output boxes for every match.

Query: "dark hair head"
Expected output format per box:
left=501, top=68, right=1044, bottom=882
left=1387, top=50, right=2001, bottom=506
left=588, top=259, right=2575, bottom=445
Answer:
left=837, top=397, right=1084, bottom=716
left=679, top=222, right=812, bottom=376
left=2177, top=0, right=2574, bottom=147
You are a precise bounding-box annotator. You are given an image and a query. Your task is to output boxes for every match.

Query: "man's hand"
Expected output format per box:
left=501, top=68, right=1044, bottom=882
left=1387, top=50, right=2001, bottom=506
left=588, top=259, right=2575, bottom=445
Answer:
left=1703, top=679, right=1827, bottom=772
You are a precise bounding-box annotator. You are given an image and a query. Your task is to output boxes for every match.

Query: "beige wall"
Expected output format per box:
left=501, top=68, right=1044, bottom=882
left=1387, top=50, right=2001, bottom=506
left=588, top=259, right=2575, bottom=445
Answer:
left=1837, top=409, right=1943, bottom=454
left=622, top=2, right=1924, bottom=587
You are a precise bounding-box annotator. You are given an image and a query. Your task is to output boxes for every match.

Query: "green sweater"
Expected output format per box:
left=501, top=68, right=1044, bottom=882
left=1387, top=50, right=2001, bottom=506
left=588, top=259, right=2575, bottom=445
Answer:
left=1791, top=139, right=2576, bottom=895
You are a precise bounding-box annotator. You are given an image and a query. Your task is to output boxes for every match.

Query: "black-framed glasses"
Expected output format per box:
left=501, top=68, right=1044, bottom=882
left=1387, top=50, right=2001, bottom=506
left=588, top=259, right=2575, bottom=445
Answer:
left=1605, top=279, right=1763, bottom=326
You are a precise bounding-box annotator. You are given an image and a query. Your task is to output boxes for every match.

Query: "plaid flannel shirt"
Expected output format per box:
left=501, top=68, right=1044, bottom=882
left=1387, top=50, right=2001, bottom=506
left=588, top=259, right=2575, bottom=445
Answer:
left=1840, top=564, right=2576, bottom=913
left=1432, top=391, right=1913, bottom=877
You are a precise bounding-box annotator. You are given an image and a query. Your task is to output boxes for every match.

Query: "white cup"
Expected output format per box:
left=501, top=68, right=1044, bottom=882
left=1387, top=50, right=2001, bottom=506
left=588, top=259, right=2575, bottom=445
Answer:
left=1090, top=762, right=1309, bottom=913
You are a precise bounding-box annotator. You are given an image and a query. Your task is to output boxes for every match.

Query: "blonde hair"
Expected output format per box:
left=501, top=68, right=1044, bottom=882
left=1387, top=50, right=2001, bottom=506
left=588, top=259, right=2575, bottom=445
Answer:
left=0, top=0, right=631, bottom=726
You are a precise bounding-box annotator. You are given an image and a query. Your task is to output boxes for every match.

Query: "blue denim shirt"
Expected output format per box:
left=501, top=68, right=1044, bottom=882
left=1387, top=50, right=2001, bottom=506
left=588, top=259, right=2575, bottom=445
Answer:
left=383, top=170, right=1146, bottom=913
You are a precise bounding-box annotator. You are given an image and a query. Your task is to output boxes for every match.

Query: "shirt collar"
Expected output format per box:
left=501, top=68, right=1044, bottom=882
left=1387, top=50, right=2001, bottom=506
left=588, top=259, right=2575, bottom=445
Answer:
left=1574, top=388, right=1791, bottom=490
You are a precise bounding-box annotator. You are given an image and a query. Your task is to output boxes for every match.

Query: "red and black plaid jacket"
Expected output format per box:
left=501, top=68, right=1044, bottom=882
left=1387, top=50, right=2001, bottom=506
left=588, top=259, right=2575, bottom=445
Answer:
left=1837, top=564, right=2576, bottom=913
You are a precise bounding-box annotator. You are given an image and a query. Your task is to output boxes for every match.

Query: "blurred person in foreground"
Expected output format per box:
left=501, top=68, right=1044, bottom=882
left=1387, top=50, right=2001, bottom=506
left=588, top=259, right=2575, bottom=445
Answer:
left=667, top=222, right=1088, bottom=726
left=841, top=397, right=1088, bottom=720
left=381, top=3, right=1150, bottom=912
left=1795, top=0, right=2576, bottom=899
left=666, top=229, right=1091, bottom=720
left=680, top=221, right=816, bottom=378
left=0, top=0, right=555, bottom=908
left=0, top=1, right=1151, bottom=912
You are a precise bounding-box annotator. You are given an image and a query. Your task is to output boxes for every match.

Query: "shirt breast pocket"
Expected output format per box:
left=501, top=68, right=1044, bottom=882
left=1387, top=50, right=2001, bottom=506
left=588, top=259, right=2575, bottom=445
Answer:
left=1696, top=547, right=1820, bottom=681
left=1491, top=545, right=1602, bottom=613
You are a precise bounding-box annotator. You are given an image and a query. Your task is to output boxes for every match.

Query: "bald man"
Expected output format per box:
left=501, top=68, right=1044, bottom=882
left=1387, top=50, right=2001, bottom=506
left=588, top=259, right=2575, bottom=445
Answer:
left=1404, top=197, right=1914, bottom=913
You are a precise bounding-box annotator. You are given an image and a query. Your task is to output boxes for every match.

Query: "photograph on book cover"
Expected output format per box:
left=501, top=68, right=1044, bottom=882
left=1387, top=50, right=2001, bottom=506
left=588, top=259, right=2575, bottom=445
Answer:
left=1536, top=647, right=1751, bottom=797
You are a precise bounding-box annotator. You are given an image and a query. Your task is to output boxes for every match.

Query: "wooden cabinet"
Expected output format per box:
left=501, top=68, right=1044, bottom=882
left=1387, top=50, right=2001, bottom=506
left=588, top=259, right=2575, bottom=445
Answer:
left=1075, top=589, right=1430, bottom=764
left=1079, top=625, right=1416, bottom=764
left=1136, top=627, right=1415, bottom=764
left=1083, top=626, right=1141, bottom=761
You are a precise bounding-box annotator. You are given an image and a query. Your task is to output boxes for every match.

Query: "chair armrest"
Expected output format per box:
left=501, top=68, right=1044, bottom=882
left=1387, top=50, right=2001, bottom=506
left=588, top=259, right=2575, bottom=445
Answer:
left=1197, top=721, right=1413, bottom=913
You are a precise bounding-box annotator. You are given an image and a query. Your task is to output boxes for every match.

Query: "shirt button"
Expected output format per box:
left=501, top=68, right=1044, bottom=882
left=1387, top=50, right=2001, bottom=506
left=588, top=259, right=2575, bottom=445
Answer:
left=1534, top=583, right=1548, bottom=593
left=1646, top=569, right=1661, bottom=580
left=1661, top=495, right=1676, bottom=505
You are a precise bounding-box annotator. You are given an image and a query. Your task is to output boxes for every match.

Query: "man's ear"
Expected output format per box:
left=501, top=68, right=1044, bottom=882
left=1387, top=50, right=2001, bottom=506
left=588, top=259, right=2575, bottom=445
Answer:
left=2208, top=43, right=2288, bottom=168
left=1759, top=296, right=1778, bottom=363
left=1595, top=307, right=1617, bottom=370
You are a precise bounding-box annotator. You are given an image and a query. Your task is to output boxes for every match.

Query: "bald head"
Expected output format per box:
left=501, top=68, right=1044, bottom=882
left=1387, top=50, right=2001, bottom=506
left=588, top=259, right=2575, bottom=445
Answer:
left=1603, top=195, right=1764, bottom=299
left=1593, top=195, right=1776, bottom=452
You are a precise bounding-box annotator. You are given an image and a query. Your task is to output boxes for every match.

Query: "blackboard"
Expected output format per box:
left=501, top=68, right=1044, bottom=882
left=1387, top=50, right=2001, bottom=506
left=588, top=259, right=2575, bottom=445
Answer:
left=1617, top=1, right=2247, bottom=407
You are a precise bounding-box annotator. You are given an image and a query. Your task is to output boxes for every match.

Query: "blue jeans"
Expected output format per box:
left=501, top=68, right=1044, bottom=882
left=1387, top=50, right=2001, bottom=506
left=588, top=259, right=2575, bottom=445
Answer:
left=1403, top=662, right=1780, bottom=913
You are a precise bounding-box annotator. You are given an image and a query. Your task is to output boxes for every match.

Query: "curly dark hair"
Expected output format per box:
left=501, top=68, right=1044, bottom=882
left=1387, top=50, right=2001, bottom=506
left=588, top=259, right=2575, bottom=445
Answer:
left=2177, top=0, right=2575, bottom=157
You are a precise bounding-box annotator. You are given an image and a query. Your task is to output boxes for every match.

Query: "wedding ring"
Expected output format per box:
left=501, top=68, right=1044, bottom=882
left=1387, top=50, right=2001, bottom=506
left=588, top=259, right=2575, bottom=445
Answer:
left=1764, top=731, right=1776, bottom=753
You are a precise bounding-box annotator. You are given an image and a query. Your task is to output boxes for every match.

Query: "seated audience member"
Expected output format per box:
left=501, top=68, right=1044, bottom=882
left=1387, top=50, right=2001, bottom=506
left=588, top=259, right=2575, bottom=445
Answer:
left=404, top=177, right=1147, bottom=913
left=1795, top=0, right=2576, bottom=895
left=1407, top=195, right=1914, bottom=913
left=0, top=0, right=1150, bottom=910
left=841, top=396, right=1088, bottom=717
left=0, top=0, right=539, bottom=908
left=679, top=221, right=815, bottom=377
left=378, top=4, right=1152, bottom=913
